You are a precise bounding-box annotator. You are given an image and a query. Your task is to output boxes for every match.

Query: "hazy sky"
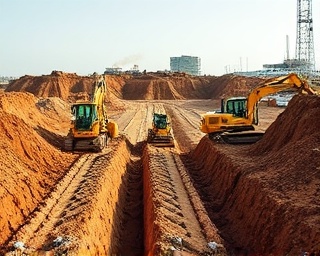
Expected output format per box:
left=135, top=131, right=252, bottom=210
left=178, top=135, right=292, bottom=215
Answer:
left=1, top=0, right=320, bottom=77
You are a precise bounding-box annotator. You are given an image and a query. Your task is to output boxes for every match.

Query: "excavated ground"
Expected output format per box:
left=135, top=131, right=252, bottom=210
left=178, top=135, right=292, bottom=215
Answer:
left=0, top=73, right=319, bottom=255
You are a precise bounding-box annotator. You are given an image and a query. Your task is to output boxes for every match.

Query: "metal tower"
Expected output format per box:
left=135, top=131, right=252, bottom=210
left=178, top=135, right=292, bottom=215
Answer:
left=295, top=0, right=315, bottom=70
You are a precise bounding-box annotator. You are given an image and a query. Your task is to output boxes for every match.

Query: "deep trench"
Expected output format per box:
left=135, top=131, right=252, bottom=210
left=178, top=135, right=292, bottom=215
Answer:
left=112, top=141, right=145, bottom=255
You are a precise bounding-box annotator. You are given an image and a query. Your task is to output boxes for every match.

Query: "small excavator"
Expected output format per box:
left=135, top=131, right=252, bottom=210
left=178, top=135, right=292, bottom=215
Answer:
left=200, top=73, right=317, bottom=144
left=64, top=74, right=118, bottom=152
left=147, top=113, right=175, bottom=147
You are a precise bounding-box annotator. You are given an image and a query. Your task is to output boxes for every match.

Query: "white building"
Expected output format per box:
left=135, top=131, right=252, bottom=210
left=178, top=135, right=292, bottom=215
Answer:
left=170, top=55, right=201, bottom=76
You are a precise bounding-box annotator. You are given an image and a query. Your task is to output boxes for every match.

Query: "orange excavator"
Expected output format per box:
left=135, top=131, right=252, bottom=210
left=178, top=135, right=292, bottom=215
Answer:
left=64, top=75, right=118, bottom=151
left=200, top=73, right=317, bottom=144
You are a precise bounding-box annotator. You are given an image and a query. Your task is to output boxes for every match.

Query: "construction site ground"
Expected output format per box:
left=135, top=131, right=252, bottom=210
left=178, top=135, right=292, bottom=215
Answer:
left=0, top=72, right=319, bottom=256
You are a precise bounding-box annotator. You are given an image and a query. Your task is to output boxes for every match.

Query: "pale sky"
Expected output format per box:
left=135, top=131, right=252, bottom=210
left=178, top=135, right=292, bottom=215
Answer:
left=1, top=0, right=320, bottom=77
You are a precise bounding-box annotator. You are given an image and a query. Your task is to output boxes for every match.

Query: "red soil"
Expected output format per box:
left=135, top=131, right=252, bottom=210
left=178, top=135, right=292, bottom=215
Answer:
left=1, top=71, right=319, bottom=255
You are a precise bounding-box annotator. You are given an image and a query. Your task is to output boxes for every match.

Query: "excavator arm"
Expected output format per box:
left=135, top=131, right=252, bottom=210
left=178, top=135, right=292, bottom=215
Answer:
left=91, top=76, right=108, bottom=133
left=246, top=73, right=316, bottom=123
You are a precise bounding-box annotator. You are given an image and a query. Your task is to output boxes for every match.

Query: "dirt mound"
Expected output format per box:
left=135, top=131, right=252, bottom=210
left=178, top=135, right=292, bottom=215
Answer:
left=6, top=71, right=128, bottom=112
left=120, top=73, right=264, bottom=100
left=205, top=74, right=264, bottom=99
left=250, top=94, right=320, bottom=154
left=0, top=91, right=77, bottom=246
left=121, top=73, right=213, bottom=100
left=7, top=71, right=263, bottom=101
left=5, top=71, right=93, bottom=101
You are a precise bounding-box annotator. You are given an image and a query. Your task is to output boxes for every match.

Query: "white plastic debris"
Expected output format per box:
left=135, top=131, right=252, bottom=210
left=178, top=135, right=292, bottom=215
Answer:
left=171, top=236, right=183, bottom=249
left=13, top=241, right=25, bottom=250
left=208, top=241, right=218, bottom=250
left=53, top=236, right=64, bottom=246
left=169, top=246, right=177, bottom=251
left=172, top=236, right=182, bottom=244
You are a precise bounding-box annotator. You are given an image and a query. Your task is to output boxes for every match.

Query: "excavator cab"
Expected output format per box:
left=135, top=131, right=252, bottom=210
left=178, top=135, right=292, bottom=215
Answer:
left=153, top=113, right=169, bottom=129
left=72, top=104, right=98, bottom=130
left=222, top=97, right=259, bottom=125
left=223, top=97, right=247, bottom=118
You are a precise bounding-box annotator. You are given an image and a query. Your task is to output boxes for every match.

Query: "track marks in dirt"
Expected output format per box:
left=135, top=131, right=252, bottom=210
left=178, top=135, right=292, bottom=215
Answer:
left=117, top=102, right=150, bottom=144
left=6, top=149, right=111, bottom=250
left=4, top=137, right=146, bottom=255
left=143, top=146, right=226, bottom=255
left=165, top=104, right=204, bottom=152
left=172, top=154, right=225, bottom=247
left=116, top=101, right=168, bottom=145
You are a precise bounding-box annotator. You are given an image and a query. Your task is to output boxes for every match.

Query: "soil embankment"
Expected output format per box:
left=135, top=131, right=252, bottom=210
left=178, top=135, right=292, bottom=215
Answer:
left=1, top=71, right=319, bottom=255
left=6, top=71, right=263, bottom=101
left=0, top=91, right=76, bottom=248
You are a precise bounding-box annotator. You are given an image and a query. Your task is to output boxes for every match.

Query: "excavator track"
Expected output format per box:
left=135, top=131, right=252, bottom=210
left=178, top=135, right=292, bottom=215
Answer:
left=147, top=129, right=175, bottom=147
left=64, top=134, right=107, bottom=152
left=220, top=131, right=264, bottom=144
left=209, top=131, right=264, bottom=144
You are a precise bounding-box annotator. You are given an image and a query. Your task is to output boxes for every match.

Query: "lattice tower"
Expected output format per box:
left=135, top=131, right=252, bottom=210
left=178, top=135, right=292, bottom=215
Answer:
left=295, top=0, right=315, bottom=70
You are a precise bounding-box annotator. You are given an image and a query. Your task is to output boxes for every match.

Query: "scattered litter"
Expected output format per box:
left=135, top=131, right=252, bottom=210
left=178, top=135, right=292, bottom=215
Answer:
left=13, top=241, right=25, bottom=250
left=208, top=241, right=218, bottom=250
left=207, top=241, right=225, bottom=253
left=170, top=236, right=183, bottom=249
left=53, top=236, right=64, bottom=247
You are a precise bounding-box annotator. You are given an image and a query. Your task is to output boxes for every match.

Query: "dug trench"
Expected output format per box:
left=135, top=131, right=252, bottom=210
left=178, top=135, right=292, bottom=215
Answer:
left=1, top=94, right=319, bottom=254
left=2, top=137, right=226, bottom=255
left=1, top=137, right=144, bottom=255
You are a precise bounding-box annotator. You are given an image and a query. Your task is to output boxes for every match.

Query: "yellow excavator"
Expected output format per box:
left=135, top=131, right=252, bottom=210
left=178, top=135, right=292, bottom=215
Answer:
left=200, top=73, right=317, bottom=144
left=147, top=113, right=175, bottom=147
left=64, top=75, right=118, bottom=151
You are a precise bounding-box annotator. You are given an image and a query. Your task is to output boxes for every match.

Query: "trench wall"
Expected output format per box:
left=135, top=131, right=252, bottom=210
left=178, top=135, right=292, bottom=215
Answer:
left=142, top=146, right=158, bottom=256
left=188, top=136, right=319, bottom=255
left=54, top=137, right=131, bottom=255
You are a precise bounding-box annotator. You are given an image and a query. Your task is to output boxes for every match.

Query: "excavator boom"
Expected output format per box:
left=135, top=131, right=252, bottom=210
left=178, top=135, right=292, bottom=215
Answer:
left=200, top=73, right=317, bottom=144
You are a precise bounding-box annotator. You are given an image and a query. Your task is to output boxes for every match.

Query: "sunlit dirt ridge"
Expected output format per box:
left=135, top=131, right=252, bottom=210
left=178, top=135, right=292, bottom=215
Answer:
left=0, top=72, right=319, bottom=255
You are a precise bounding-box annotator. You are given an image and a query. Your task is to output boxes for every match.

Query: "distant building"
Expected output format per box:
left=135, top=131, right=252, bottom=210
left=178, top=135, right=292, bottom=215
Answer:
left=170, top=55, right=201, bottom=76
left=104, top=67, right=122, bottom=75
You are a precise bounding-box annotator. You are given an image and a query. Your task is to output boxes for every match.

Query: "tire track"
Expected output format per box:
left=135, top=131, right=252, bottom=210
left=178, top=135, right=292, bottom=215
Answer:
left=144, top=146, right=226, bottom=254
left=7, top=149, right=111, bottom=250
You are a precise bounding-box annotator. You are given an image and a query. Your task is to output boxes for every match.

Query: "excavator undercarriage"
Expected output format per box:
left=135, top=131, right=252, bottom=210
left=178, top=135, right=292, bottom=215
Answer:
left=64, top=133, right=107, bottom=152
left=210, top=131, right=264, bottom=144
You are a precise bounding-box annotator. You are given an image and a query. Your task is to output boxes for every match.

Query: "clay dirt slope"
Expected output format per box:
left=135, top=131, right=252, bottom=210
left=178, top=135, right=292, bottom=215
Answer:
left=0, top=91, right=77, bottom=248
left=6, top=71, right=263, bottom=101
left=0, top=72, right=319, bottom=255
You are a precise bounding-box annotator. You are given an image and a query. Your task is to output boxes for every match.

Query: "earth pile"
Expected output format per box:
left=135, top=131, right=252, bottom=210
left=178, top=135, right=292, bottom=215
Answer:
left=0, top=91, right=77, bottom=246
left=7, top=71, right=264, bottom=101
